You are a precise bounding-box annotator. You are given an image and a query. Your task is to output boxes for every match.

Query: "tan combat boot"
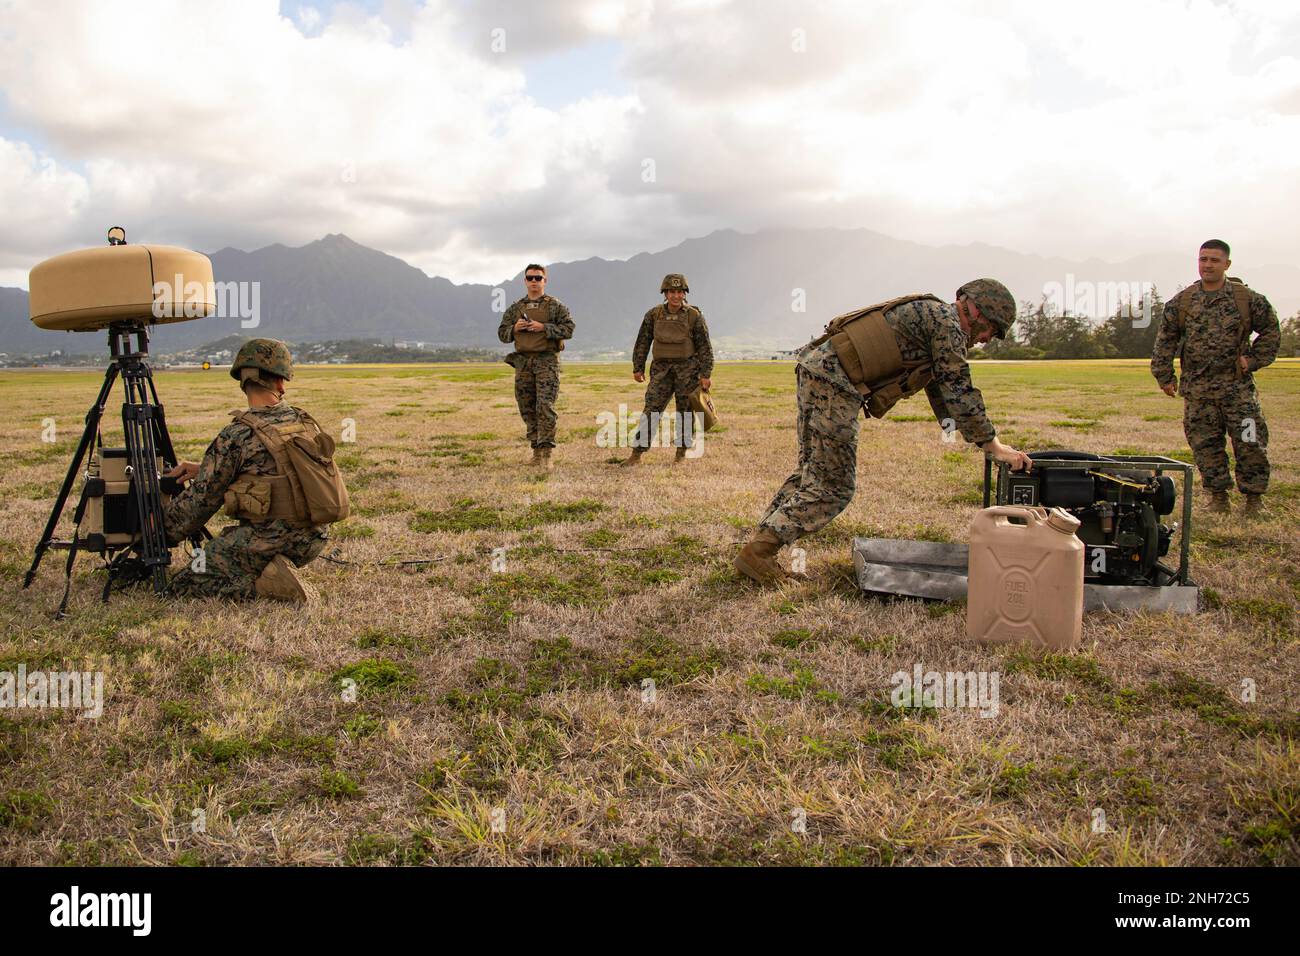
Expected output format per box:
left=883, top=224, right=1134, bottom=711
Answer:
left=734, top=528, right=787, bottom=585
left=673, top=447, right=688, bottom=464
left=527, top=447, right=543, bottom=466
left=255, top=555, right=316, bottom=604
left=1207, top=490, right=1231, bottom=514
left=1242, top=493, right=1263, bottom=518
left=537, top=447, right=553, bottom=472
left=620, top=448, right=644, bottom=467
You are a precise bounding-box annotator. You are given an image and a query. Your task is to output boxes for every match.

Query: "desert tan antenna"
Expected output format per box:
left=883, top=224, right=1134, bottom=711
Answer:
left=24, top=229, right=214, bottom=615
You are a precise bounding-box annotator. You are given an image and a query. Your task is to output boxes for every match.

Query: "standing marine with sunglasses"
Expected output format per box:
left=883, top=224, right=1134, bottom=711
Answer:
left=498, top=264, right=575, bottom=470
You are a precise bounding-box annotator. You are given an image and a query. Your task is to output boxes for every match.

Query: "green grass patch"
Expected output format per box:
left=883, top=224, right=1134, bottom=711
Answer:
left=746, top=663, right=839, bottom=703
left=1148, top=673, right=1299, bottom=739
left=770, top=628, right=816, bottom=649
left=176, top=653, right=242, bottom=692
left=331, top=659, right=418, bottom=695
left=475, top=570, right=613, bottom=610
left=190, top=730, right=336, bottom=766
left=993, top=761, right=1035, bottom=797
left=411, top=499, right=503, bottom=532
left=345, top=832, right=433, bottom=865
left=411, top=497, right=605, bottom=533
left=354, top=628, right=423, bottom=650
left=317, top=769, right=363, bottom=801
left=442, top=633, right=726, bottom=717
left=159, top=700, right=206, bottom=733
left=605, top=632, right=728, bottom=687
left=861, top=726, right=945, bottom=770
left=352, top=490, right=414, bottom=517
left=905, top=524, right=956, bottom=544
left=849, top=633, right=898, bottom=654
left=862, top=690, right=938, bottom=721
left=332, top=522, right=376, bottom=539
left=582, top=528, right=620, bottom=548
left=1006, top=651, right=1114, bottom=690
left=342, top=713, right=383, bottom=739
left=0, top=789, right=54, bottom=831
left=1226, top=598, right=1296, bottom=637
left=585, top=842, right=664, bottom=867
left=521, top=500, right=605, bottom=525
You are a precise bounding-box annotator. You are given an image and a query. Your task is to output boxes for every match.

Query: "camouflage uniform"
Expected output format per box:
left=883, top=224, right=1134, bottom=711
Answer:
left=164, top=402, right=328, bottom=598
left=630, top=304, right=714, bottom=449
left=498, top=294, right=575, bottom=449
left=1151, top=282, right=1279, bottom=493
left=760, top=298, right=996, bottom=543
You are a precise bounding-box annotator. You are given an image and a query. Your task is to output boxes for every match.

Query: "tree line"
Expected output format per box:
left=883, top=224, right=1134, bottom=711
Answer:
left=973, top=290, right=1300, bottom=360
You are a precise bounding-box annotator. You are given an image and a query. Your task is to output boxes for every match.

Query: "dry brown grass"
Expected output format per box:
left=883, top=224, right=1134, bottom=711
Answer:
left=0, top=358, right=1297, bottom=866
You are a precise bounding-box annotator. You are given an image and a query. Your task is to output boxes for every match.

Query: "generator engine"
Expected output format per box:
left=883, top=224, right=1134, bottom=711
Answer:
left=1000, top=451, right=1179, bottom=585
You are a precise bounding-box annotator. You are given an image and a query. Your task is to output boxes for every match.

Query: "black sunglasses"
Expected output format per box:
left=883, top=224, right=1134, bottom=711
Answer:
left=525, top=275, right=545, bottom=282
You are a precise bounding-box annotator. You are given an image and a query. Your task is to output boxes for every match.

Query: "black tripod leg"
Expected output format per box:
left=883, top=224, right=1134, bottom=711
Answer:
left=24, top=363, right=118, bottom=589
left=52, top=479, right=100, bottom=619
left=122, top=366, right=171, bottom=594
left=55, top=538, right=81, bottom=620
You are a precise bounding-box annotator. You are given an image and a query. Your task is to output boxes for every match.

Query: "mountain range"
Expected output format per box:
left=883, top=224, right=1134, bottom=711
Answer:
left=3, top=229, right=1297, bottom=356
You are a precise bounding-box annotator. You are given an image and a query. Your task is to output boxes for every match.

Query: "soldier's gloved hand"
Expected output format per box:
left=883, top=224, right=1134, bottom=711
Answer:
left=985, top=438, right=1032, bottom=473
left=1238, top=356, right=1250, bottom=373
left=699, top=377, right=712, bottom=391
left=633, top=371, right=645, bottom=383
left=165, top=460, right=200, bottom=483
left=1161, top=381, right=1178, bottom=397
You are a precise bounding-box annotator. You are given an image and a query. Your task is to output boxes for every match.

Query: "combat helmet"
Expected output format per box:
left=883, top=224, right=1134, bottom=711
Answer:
left=231, top=338, right=294, bottom=390
left=956, top=278, right=1015, bottom=339
left=660, top=273, right=689, bottom=294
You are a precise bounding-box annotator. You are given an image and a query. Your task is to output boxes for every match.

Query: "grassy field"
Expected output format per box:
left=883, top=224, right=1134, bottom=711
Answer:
left=1, top=358, right=1297, bottom=866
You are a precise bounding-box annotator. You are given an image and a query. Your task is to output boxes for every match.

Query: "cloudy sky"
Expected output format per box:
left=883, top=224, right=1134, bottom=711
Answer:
left=1, top=0, right=1298, bottom=287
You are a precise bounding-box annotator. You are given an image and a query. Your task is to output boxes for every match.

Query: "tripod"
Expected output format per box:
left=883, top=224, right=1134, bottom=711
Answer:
left=24, top=323, right=183, bottom=617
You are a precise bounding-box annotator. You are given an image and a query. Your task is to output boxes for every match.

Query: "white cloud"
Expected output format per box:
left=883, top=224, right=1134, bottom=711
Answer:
left=296, top=5, right=323, bottom=34
left=0, top=137, right=91, bottom=258
left=0, top=0, right=1297, bottom=287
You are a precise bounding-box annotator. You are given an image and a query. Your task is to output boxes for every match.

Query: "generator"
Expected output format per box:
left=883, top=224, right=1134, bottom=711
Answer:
left=989, top=451, right=1191, bottom=587
left=852, top=450, right=1199, bottom=614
